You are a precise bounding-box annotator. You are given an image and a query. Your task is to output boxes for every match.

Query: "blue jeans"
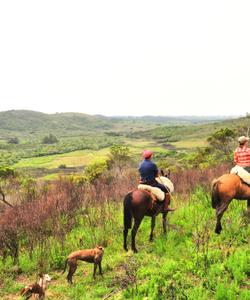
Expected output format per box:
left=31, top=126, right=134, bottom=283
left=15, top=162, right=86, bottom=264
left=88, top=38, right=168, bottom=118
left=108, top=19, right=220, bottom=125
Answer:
left=244, top=166, right=250, bottom=173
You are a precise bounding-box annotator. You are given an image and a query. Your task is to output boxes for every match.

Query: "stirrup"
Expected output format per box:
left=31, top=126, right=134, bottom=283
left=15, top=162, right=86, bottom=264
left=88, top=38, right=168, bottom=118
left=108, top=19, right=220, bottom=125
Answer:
left=163, top=207, right=175, bottom=212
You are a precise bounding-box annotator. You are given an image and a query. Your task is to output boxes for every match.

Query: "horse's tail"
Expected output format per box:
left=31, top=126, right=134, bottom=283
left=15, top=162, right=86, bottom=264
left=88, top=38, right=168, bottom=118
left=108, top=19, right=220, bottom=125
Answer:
left=123, top=193, right=132, bottom=229
left=62, top=258, right=68, bottom=274
left=211, top=179, right=220, bottom=209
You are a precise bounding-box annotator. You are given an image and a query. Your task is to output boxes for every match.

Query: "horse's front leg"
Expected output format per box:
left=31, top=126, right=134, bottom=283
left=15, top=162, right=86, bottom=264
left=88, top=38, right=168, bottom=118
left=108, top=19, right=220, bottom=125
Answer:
left=247, top=199, right=250, bottom=214
left=131, top=216, right=143, bottom=253
left=162, top=212, right=167, bottom=234
left=149, top=216, right=156, bottom=242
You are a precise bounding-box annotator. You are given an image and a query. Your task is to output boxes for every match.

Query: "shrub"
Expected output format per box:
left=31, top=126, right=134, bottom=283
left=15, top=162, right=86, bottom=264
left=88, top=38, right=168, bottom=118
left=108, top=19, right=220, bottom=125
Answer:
left=42, top=134, right=58, bottom=144
left=8, top=137, right=19, bottom=144
left=84, top=161, right=108, bottom=182
left=107, top=144, right=131, bottom=170
left=58, top=164, right=67, bottom=169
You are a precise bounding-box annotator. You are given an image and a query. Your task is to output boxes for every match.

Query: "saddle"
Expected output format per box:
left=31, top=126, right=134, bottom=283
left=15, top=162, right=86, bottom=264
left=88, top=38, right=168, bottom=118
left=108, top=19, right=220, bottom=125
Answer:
left=137, top=184, right=165, bottom=201
left=137, top=176, right=174, bottom=202
left=230, top=166, right=250, bottom=185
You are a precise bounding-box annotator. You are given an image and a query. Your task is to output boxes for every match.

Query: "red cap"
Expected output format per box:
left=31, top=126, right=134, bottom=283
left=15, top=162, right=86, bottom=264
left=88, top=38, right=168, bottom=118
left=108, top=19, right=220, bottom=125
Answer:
left=142, top=150, right=153, bottom=159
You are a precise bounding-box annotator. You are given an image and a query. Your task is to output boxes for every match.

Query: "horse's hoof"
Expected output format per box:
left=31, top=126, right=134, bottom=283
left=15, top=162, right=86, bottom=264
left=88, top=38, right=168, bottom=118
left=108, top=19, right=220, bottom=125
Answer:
left=149, top=237, right=154, bottom=242
left=215, top=228, right=221, bottom=234
left=124, top=247, right=128, bottom=252
left=132, top=248, right=138, bottom=253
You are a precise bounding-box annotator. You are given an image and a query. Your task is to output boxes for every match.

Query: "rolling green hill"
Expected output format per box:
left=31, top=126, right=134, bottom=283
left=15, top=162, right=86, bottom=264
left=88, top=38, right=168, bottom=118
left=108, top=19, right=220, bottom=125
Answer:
left=0, top=110, right=112, bottom=139
left=0, top=110, right=233, bottom=139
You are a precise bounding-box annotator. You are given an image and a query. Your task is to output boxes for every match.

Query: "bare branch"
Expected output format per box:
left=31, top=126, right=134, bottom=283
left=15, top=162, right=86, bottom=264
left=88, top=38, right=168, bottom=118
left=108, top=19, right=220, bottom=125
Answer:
left=0, top=188, right=13, bottom=207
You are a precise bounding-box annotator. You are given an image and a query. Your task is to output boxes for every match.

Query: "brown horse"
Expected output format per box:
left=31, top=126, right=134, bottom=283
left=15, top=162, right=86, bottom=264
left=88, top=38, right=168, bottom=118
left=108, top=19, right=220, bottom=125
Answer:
left=212, top=174, right=250, bottom=234
left=123, top=189, right=172, bottom=253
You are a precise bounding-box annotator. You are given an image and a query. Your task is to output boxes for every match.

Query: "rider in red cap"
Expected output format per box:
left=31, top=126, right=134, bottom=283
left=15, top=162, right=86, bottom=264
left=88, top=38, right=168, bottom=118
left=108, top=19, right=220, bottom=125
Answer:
left=142, top=150, right=153, bottom=159
left=139, top=150, right=174, bottom=212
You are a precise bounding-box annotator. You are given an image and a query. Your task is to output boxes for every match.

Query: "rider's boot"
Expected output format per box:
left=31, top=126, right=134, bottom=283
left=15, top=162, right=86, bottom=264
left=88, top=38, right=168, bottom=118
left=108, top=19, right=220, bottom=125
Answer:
left=163, top=193, right=175, bottom=212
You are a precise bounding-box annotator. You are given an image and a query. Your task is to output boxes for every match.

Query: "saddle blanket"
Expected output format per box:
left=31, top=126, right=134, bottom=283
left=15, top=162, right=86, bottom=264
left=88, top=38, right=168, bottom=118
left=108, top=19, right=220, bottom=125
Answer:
left=138, top=176, right=175, bottom=201
left=137, top=184, right=165, bottom=201
left=230, top=165, right=250, bottom=185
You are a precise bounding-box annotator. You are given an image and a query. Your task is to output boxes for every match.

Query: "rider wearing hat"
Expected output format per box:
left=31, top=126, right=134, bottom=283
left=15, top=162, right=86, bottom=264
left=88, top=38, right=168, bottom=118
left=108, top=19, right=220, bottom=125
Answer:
left=234, top=136, right=250, bottom=173
left=139, top=150, right=174, bottom=212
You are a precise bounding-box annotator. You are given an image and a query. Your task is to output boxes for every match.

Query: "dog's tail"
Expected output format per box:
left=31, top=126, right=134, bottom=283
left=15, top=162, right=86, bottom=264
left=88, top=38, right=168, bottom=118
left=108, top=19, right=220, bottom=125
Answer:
left=20, top=286, right=32, bottom=298
left=62, top=259, right=68, bottom=274
left=123, top=192, right=132, bottom=230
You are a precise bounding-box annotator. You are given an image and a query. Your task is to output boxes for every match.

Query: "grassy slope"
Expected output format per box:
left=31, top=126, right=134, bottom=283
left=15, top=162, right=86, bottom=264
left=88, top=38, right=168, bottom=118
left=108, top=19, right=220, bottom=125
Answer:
left=13, top=149, right=110, bottom=169
left=134, top=117, right=250, bottom=143
left=1, top=190, right=249, bottom=300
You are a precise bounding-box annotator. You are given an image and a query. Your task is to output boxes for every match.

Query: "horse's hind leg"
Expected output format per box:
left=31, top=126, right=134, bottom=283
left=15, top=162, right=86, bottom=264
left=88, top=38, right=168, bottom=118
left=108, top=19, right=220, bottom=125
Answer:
left=149, top=216, right=156, bottom=242
left=131, top=216, right=143, bottom=253
left=215, top=199, right=231, bottom=234
left=123, top=228, right=129, bottom=251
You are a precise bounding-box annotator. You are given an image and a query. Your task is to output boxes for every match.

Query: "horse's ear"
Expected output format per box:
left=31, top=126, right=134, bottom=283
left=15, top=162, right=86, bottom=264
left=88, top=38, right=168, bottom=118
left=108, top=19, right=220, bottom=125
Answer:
left=167, top=170, right=171, bottom=178
left=160, top=169, right=164, bottom=176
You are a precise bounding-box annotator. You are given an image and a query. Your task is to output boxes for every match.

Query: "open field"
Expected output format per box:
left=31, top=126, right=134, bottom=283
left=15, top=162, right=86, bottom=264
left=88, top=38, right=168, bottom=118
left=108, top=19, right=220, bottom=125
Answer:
left=12, top=138, right=173, bottom=171
left=13, top=149, right=110, bottom=169
left=171, top=138, right=208, bottom=149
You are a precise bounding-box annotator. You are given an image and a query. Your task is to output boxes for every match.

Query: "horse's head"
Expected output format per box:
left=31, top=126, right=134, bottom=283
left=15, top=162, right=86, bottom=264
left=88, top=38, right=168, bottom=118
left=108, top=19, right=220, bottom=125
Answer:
left=160, top=169, right=171, bottom=178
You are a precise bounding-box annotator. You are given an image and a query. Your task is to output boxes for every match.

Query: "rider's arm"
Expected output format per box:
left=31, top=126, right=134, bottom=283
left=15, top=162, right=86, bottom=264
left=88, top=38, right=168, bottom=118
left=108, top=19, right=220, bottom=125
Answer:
left=234, top=149, right=238, bottom=164
left=152, top=162, right=159, bottom=177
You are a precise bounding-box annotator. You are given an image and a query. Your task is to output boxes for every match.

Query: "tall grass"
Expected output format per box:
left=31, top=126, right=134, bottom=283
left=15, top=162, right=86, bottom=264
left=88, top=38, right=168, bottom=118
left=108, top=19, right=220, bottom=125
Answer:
left=0, top=164, right=249, bottom=299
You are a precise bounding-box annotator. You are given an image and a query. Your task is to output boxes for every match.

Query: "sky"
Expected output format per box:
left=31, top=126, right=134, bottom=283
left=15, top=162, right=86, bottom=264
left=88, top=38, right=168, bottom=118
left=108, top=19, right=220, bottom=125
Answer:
left=0, top=0, right=249, bottom=116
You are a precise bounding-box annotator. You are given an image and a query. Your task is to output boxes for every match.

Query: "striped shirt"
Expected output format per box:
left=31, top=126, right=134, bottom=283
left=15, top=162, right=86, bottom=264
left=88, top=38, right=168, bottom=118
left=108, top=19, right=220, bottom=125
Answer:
left=234, top=146, right=250, bottom=167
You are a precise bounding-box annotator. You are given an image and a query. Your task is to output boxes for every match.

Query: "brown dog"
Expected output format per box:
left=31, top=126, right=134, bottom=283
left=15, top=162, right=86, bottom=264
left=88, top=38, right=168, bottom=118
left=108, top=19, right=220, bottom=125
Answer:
left=62, top=246, right=104, bottom=284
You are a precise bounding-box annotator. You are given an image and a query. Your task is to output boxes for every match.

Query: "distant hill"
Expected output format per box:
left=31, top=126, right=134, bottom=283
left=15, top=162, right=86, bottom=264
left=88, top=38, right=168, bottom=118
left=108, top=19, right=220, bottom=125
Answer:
left=110, top=115, right=233, bottom=123
left=0, top=110, right=114, bottom=139
left=0, top=110, right=237, bottom=139
left=131, top=115, right=250, bottom=143
left=0, top=110, right=110, bottom=132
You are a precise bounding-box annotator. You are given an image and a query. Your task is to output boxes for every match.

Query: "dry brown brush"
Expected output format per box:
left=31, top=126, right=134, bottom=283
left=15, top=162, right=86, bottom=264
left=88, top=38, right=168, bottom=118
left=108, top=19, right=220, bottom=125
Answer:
left=0, top=167, right=137, bottom=266
left=0, top=164, right=230, bottom=267
left=171, top=163, right=231, bottom=196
